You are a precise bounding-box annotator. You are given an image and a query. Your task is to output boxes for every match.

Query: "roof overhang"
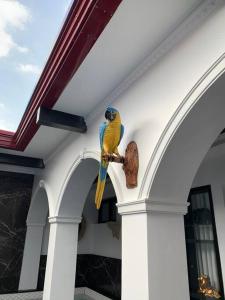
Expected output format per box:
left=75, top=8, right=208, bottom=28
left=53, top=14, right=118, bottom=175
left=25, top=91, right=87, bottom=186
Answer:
left=0, top=0, right=122, bottom=151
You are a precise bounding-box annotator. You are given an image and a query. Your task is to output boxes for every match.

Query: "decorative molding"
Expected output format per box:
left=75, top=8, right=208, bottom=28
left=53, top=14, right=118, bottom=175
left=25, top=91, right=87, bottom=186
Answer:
left=48, top=216, right=82, bottom=224
left=0, top=0, right=122, bottom=151
left=117, top=199, right=189, bottom=215
left=86, top=0, right=223, bottom=126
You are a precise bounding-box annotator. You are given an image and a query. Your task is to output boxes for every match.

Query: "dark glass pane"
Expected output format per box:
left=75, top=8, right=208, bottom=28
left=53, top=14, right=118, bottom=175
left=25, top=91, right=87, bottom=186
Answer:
left=98, top=197, right=117, bottom=223
left=99, top=201, right=110, bottom=223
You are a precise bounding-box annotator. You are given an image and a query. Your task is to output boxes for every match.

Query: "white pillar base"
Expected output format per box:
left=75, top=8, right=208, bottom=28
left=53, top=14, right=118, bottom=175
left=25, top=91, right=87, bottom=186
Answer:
left=43, top=216, right=81, bottom=300
left=122, top=213, right=150, bottom=299
left=118, top=199, right=190, bottom=300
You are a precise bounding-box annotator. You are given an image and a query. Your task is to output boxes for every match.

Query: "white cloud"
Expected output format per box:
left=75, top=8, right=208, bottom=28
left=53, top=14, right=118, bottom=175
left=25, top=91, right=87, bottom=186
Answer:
left=0, top=29, right=14, bottom=57
left=0, top=0, right=31, bottom=58
left=16, top=46, right=29, bottom=53
left=17, top=63, right=41, bottom=75
left=0, top=102, right=5, bottom=110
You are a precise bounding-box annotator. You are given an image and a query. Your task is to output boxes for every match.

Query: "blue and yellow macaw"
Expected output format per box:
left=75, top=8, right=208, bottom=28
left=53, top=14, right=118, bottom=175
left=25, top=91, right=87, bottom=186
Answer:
left=95, top=107, right=124, bottom=209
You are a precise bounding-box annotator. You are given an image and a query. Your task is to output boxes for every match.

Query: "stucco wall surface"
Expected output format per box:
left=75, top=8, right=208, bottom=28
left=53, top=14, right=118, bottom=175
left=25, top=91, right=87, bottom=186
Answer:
left=37, top=3, right=225, bottom=217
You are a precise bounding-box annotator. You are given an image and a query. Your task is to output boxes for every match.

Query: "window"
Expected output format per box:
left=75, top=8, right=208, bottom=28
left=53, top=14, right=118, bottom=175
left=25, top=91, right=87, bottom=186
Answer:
left=98, top=197, right=117, bottom=223
left=184, top=186, right=224, bottom=300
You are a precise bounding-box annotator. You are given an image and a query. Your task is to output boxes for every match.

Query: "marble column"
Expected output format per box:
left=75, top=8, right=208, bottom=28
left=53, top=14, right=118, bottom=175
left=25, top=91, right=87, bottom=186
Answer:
left=43, top=216, right=81, bottom=300
left=19, top=222, right=45, bottom=291
left=117, top=199, right=190, bottom=300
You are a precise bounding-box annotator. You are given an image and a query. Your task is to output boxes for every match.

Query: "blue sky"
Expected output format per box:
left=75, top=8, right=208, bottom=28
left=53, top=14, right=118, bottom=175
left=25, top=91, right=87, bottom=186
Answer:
left=0, top=0, right=72, bottom=132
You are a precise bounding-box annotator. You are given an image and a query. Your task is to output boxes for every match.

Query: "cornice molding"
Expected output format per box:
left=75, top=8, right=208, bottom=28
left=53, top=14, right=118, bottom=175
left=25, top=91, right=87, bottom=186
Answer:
left=117, top=199, right=189, bottom=215
left=48, top=216, right=82, bottom=224
left=87, top=0, right=223, bottom=125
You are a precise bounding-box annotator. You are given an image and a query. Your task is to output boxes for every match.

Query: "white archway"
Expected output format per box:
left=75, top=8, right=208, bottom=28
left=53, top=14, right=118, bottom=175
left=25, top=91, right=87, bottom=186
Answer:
left=43, top=153, right=122, bottom=300
left=140, top=53, right=225, bottom=205
left=55, top=150, right=123, bottom=218
left=27, top=182, right=49, bottom=224
left=124, top=52, right=225, bottom=300
left=19, top=182, right=50, bottom=291
left=56, top=157, right=99, bottom=218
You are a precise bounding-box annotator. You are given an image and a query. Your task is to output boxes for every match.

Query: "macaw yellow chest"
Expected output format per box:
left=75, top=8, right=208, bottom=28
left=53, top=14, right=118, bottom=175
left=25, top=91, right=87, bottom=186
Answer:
left=103, top=123, right=120, bottom=153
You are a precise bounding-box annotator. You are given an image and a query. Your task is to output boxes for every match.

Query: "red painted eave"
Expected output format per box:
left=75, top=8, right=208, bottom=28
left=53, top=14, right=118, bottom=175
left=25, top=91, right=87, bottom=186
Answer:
left=0, top=130, right=16, bottom=150
left=0, top=0, right=123, bottom=151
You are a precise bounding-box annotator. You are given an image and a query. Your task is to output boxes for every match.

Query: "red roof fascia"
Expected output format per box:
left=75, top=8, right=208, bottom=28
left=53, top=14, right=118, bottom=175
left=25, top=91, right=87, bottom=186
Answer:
left=0, top=0, right=122, bottom=151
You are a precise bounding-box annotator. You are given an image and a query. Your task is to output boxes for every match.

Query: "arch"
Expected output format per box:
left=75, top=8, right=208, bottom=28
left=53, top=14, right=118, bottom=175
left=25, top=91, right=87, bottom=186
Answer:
left=19, top=180, right=50, bottom=291
left=140, top=53, right=225, bottom=204
left=27, top=181, right=50, bottom=225
left=55, top=150, right=123, bottom=218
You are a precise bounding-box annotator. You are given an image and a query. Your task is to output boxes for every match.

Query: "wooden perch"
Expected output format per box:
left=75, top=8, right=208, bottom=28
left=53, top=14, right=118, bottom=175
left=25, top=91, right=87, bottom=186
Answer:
left=102, top=141, right=139, bottom=189
left=102, top=154, right=124, bottom=164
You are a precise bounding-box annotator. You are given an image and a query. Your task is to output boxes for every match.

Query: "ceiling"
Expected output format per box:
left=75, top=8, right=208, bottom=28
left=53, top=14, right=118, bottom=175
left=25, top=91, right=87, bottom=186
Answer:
left=0, top=0, right=203, bottom=162
left=55, top=0, right=203, bottom=117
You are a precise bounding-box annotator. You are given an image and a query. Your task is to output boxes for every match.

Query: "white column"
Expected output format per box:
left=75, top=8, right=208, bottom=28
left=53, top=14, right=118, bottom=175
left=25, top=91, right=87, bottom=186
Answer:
left=43, top=216, right=81, bottom=300
left=118, top=199, right=190, bottom=300
left=19, top=222, right=45, bottom=291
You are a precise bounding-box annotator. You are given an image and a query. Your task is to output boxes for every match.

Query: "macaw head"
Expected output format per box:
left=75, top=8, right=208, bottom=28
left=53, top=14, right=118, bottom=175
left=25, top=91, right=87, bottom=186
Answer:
left=105, top=106, right=119, bottom=122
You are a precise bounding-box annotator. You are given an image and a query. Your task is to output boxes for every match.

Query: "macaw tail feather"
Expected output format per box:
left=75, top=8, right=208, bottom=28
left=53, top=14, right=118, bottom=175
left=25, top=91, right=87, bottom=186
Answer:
left=95, top=159, right=108, bottom=209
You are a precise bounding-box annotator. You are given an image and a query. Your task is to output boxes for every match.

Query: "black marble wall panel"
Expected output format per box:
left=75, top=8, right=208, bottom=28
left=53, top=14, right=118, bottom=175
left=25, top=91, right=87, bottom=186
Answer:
left=0, top=171, right=34, bottom=293
left=38, top=254, right=121, bottom=299
left=37, top=255, right=47, bottom=291
left=76, top=254, right=121, bottom=300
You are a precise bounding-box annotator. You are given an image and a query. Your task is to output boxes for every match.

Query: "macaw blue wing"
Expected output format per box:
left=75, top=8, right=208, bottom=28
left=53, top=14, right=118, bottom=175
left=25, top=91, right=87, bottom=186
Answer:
left=99, top=122, right=107, bottom=150
left=119, top=124, right=124, bottom=145
left=96, top=122, right=108, bottom=210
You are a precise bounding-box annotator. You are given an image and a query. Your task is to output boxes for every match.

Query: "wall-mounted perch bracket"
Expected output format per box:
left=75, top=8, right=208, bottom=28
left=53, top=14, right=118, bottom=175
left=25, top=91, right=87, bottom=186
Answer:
left=102, top=141, right=139, bottom=188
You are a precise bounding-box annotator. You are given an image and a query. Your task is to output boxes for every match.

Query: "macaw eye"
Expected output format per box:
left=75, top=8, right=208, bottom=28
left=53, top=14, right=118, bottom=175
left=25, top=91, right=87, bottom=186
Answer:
left=111, top=112, right=117, bottom=120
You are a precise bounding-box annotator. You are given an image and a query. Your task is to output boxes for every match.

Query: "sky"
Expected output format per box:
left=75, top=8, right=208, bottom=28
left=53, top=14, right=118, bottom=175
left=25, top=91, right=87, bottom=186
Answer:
left=0, top=0, right=72, bottom=132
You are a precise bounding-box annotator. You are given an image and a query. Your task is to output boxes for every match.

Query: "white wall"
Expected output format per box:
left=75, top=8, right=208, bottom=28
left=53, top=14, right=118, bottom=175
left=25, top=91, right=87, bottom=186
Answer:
left=192, top=142, right=225, bottom=287
left=41, top=3, right=225, bottom=215
left=41, top=179, right=121, bottom=259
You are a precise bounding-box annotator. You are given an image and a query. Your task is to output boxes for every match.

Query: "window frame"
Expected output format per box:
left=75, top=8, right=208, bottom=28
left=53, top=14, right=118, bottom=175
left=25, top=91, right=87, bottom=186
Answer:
left=185, top=185, right=224, bottom=299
